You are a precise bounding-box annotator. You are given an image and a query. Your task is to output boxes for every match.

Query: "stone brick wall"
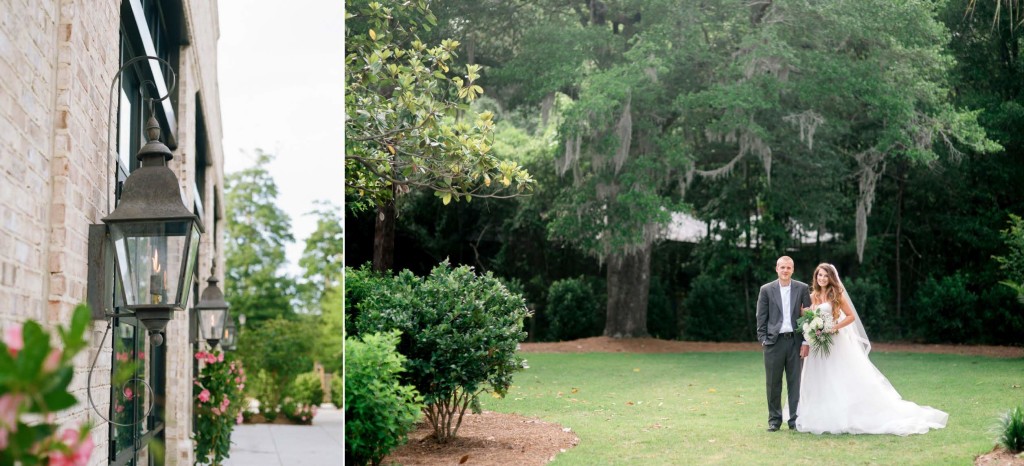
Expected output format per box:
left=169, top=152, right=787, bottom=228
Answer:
left=0, top=2, right=226, bottom=465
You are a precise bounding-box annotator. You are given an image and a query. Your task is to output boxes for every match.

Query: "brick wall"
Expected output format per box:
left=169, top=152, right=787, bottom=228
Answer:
left=0, top=2, right=225, bottom=465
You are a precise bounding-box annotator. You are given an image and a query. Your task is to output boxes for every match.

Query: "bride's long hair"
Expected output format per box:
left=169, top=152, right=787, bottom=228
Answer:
left=811, top=263, right=844, bottom=320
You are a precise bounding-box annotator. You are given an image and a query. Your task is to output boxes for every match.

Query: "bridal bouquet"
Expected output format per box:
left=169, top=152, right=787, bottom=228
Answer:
left=798, top=306, right=835, bottom=357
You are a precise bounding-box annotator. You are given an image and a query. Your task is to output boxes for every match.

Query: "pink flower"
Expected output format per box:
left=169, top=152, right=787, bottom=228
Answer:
left=41, top=349, right=63, bottom=373
left=3, top=325, right=23, bottom=356
left=115, top=404, right=124, bottom=413
left=198, top=389, right=211, bottom=403
left=211, top=407, right=221, bottom=416
left=235, top=377, right=241, bottom=384
left=123, top=387, right=134, bottom=400
left=238, top=384, right=245, bottom=391
left=49, top=427, right=94, bottom=466
left=116, top=352, right=131, bottom=362
left=0, top=393, right=25, bottom=450
left=236, top=412, right=244, bottom=425
left=194, top=351, right=207, bottom=361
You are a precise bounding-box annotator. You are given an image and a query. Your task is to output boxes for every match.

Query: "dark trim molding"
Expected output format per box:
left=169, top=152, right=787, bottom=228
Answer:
left=123, top=0, right=178, bottom=149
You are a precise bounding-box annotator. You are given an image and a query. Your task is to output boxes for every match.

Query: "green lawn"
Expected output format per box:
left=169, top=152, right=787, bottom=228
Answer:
left=481, top=351, right=1024, bottom=465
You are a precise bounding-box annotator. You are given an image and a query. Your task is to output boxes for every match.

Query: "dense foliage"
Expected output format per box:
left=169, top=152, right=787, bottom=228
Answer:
left=344, top=331, right=423, bottom=466
left=236, top=318, right=316, bottom=420
left=0, top=305, right=92, bottom=466
left=346, top=0, right=1024, bottom=346
left=351, top=261, right=530, bottom=442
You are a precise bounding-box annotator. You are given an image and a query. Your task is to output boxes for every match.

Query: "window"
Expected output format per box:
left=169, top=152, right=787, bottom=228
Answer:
left=111, top=1, right=184, bottom=464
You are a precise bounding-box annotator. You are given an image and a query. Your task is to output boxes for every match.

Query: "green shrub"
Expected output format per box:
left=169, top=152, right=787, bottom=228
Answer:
left=546, top=275, right=604, bottom=341
left=344, top=264, right=389, bottom=338
left=356, top=261, right=530, bottom=443
left=238, top=318, right=317, bottom=418
left=647, top=276, right=678, bottom=340
left=249, top=370, right=278, bottom=421
left=996, top=406, right=1024, bottom=453
left=995, top=214, right=1024, bottom=290
left=911, top=272, right=981, bottom=343
left=288, top=372, right=325, bottom=407
left=978, top=285, right=1024, bottom=345
left=843, top=276, right=896, bottom=341
left=331, top=374, right=343, bottom=409
left=281, top=397, right=318, bottom=425
left=681, top=273, right=747, bottom=341
left=345, top=331, right=423, bottom=466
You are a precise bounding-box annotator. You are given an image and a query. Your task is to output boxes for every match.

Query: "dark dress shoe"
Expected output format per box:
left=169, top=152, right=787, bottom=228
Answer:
left=767, top=425, right=780, bottom=432
left=788, top=423, right=797, bottom=430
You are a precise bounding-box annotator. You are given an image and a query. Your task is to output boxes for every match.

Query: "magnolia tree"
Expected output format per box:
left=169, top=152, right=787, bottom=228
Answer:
left=345, top=0, right=534, bottom=271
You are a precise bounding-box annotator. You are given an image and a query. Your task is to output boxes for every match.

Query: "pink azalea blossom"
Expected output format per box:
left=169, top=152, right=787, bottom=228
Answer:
left=115, top=404, right=125, bottom=413
left=49, top=427, right=94, bottom=466
left=211, top=407, right=221, bottom=416
left=3, top=325, right=23, bottom=356
left=198, top=389, right=211, bottom=403
left=0, top=393, right=25, bottom=450
left=123, top=387, right=134, bottom=400
left=236, top=412, right=244, bottom=425
left=41, top=348, right=62, bottom=373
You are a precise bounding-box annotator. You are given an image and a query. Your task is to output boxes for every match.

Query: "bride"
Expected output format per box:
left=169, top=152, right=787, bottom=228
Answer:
left=793, top=263, right=948, bottom=435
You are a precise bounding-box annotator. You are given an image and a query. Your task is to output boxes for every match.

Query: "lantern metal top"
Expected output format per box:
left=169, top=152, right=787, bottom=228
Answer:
left=102, top=115, right=203, bottom=231
left=194, top=275, right=228, bottom=311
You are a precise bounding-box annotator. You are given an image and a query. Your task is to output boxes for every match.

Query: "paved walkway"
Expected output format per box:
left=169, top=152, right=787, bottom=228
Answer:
left=223, top=405, right=343, bottom=466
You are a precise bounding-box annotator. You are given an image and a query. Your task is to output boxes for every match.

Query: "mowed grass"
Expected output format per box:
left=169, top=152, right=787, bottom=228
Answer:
left=481, top=351, right=1024, bottom=465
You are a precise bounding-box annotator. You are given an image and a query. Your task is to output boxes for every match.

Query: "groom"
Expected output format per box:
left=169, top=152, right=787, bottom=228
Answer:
left=756, top=256, right=812, bottom=431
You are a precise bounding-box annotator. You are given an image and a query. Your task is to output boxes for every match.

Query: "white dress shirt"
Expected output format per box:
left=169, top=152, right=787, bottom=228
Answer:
left=780, top=283, right=793, bottom=333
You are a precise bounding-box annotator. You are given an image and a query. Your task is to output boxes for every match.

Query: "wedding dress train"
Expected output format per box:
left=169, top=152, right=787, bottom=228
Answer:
left=794, top=303, right=948, bottom=435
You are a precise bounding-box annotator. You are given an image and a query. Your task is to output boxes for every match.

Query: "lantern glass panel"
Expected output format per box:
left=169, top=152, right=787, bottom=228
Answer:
left=198, top=308, right=227, bottom=342
left=108, top=220, right=201, bottom=309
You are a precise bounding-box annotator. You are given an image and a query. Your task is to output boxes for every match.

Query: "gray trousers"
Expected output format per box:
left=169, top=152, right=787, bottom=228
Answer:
left=763, top=333, right=802, bottom=427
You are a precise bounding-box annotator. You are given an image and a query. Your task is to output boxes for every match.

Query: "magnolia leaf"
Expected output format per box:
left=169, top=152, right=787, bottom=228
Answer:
left=442, top=193, right=452, bottom=205
left=369, top=29, right=377, bottom=41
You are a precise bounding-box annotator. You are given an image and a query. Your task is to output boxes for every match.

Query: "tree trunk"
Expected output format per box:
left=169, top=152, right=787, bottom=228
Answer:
left=373, top=194, right=396, bottom=272
left=604, top=245, right=652, bottom=338
left=895, top=159, right=906, bottom=325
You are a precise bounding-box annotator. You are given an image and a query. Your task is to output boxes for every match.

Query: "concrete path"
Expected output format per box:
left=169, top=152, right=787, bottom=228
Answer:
left=223, top=405, right=343, bottom=466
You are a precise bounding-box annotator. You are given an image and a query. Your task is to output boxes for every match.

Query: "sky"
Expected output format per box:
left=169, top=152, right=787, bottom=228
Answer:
left=217, top=1, right=344, bottom=276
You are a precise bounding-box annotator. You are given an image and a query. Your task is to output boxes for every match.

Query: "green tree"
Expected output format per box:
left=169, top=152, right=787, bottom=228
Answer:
left=995, top=214, right=1024, bottom=300
left=297, top=200, right=344, bottom=313
left=238, top=317, right=316, bottom=416
left=224, top=150, right=295, bottom=327
left=344, top=0, right=534, bottom=272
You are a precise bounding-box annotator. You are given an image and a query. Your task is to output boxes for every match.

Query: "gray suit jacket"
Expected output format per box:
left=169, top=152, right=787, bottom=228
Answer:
left=756, top=279, right=812, bottom=346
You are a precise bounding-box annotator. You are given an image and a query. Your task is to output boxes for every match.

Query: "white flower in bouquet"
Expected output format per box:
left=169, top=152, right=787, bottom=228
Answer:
left=797, top=306, right=835, bottom=357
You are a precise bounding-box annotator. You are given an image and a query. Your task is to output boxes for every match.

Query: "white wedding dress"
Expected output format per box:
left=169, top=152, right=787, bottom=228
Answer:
left=794, top=303, right=948, bottom=435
